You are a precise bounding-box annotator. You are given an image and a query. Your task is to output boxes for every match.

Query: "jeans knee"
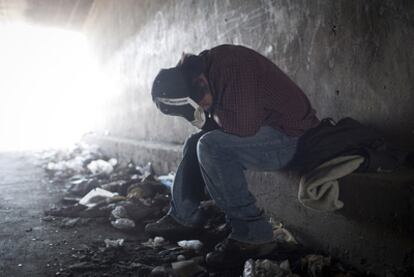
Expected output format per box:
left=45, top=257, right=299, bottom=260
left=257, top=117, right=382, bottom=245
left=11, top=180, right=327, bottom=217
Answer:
left=196, top=131, right=221, bottom=164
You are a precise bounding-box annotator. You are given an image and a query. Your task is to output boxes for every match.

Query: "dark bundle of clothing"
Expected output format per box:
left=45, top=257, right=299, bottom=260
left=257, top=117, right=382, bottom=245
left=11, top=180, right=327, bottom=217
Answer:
left=289, top=117, right=411, bottom=211
left=290, top=117, right=407, bottom=174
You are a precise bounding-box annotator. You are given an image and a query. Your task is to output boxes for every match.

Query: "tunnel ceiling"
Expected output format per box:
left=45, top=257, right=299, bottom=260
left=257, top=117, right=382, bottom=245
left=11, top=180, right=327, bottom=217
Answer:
left=0, top=0, right=94, bottom=30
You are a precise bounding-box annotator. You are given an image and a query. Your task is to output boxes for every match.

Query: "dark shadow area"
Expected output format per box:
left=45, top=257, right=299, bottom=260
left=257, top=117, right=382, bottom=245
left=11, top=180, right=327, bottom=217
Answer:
left=338, top=169, right=414, bottom=234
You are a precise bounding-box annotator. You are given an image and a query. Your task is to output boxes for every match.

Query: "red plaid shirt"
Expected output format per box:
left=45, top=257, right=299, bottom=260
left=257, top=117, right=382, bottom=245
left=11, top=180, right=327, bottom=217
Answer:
left=200, top=45, right=319, bottom=137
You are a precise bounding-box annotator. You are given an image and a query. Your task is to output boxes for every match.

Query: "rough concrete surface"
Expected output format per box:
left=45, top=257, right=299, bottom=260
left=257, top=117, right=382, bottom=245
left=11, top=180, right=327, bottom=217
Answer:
left=84, top=0, right=414, bottom=147
left=248, top=170, right=414, bottom=275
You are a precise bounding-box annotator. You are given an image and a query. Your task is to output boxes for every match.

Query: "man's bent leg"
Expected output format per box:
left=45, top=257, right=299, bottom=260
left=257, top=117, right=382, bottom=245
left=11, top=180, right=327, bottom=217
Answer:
left=169, top=131, right=207, bottom=227
left=197, top=126, right=298, bottom=244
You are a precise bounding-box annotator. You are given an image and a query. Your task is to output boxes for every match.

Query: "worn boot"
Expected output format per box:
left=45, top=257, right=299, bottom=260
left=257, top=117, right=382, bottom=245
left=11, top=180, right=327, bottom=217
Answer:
left=206, top=238, right=278, bottom=268
left=145, top=214, right=201, bottom=241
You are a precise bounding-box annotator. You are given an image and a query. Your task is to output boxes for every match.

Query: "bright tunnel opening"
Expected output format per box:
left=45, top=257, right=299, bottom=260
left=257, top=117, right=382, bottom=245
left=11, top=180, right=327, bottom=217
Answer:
left=0, top=23, right=108, bottom=152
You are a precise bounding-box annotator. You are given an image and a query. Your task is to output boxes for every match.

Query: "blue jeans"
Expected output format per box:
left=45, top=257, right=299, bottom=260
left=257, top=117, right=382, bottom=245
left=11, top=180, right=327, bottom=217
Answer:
left=169, top=126, right=298, bottom=244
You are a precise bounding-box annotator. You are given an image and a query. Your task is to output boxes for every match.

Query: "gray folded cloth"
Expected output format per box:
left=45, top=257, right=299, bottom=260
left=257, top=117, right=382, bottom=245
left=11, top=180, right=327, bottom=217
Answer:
left=298, top=155, right=364, bottom=211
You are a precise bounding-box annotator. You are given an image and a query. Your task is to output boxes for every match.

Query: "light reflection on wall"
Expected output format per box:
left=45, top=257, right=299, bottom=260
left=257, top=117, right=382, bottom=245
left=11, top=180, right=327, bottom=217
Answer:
left=0, top=23, right=114, bottom=151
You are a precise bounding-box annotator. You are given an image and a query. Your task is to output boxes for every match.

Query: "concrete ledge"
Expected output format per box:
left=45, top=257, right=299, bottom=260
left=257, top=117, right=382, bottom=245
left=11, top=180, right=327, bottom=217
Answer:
left=248, top=171, right=414, bottom=274
left=83, top=134, right=182, bottom=174
left=84, top=134, right=414, bottom=275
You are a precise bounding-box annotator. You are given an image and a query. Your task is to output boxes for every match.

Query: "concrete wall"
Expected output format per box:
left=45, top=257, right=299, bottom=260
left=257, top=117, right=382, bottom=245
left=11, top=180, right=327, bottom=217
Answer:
left=82, top=0, right=414, bottom=274
left=84, top=0, right=414, bottom=147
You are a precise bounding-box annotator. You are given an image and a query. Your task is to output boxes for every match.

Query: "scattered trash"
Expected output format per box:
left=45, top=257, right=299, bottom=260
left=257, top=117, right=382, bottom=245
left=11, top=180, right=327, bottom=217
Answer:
left=273, top=227, right=297, bottom=244
left=127, top=185, right=150, bottom=201
left=154, top=236, right=166, bottom=246
left=68, top=178, right=99, bottom=196
left=111, top=205, right=129, bottom=219
left=61, top=196, right=82, bottom=204
left=104, top=238, right=125, bottom=248
left=111, top=218, right=136, bottom=230
left=79, top=188, right=117, bottom=208
left=142, top=236, right=168, bottom=248
left=177, top=240, right=203, bottom=252
left=157, top=172, right=175, bottom=188
left=270, top=217, right=297, bottom=244
left=38, top=143, right=365, bottom=277
left=87, top=159, right=117, bottom=175
left=126, top=182, right=169, bottom=207
left=137, top=162, right=153, bottom=179
left=47, top=157, right=84, bottom=173
left=101, top=180, right=127, bottom=193
left=243, top=259, right=290, bottom=277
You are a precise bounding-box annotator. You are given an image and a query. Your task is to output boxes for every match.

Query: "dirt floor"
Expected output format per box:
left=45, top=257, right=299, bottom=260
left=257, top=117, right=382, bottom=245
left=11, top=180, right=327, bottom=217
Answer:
left=0, top=151, right=243, bottom=277
left=0, top=152, right=145, bottom=276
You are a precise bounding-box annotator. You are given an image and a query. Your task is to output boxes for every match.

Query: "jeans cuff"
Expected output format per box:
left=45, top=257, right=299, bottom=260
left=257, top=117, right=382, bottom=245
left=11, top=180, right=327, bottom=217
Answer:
left=168, top=207, right=205, bottom=228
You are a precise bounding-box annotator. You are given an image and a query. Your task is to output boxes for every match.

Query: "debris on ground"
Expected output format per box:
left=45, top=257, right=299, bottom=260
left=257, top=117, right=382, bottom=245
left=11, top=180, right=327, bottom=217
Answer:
left=243, top=258, right=292, bottom=277
left=79, top=187, right=118, bottom=208
left=38, top=143, right=370, bottom=277
left=142, top=236, right=168, bottom=248
left=87, top=158, right=117, bottom=175
left=111, top=218, right=136, bottom=230
left=157, top=172, right=175, bottom=188
left=104, top=238, right=125, bottom=248
left=177, top=240, right=203, bottom=252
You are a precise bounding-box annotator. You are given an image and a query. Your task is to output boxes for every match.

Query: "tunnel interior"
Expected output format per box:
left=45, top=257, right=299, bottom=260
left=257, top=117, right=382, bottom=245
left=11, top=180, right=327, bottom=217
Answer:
left=0, top=0, right=413, bottom=276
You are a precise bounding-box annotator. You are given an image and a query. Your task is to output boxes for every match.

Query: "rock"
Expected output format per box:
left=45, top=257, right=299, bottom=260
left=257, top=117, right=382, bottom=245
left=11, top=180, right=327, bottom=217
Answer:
left=79, top=202, right=113, bottom=218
